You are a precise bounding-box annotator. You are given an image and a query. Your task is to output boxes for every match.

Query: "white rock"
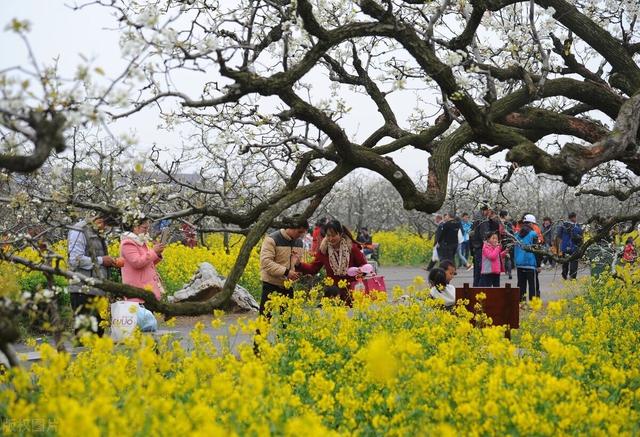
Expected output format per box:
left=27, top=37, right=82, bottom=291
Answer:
left=168, top=263, right=259, bottom=312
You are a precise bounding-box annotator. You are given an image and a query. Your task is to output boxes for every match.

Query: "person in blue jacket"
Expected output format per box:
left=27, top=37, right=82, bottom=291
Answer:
left=557, top=212, right=583, bottom=280
left=514, top=223, right=539, bottom=302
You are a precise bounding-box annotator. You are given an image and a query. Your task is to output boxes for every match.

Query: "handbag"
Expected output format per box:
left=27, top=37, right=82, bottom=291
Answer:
left=347, top=264, right=387, bottom=294
left=361, top=275, right=386, bottom=293
left=111, top=300, right=139, bottom=341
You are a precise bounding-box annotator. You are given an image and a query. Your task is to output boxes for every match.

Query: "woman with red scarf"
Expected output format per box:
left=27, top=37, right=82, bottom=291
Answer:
left=295, top=219, right=367, bottom=303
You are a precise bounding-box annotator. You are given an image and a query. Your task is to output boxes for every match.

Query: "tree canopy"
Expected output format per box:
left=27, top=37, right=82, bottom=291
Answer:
left=1, top=0, right=639, bottom=305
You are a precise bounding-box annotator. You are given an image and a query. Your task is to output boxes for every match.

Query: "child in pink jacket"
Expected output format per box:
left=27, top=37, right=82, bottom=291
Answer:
left=481, top=232, right=506, bottom=287
left=120, top=219, right=165, bottom=302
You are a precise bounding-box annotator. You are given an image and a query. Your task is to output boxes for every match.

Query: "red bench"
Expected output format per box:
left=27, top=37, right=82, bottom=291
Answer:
left=455, top=283, right=520, bottom=338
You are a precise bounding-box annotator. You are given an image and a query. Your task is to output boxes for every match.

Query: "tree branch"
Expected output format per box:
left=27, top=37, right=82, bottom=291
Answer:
left=576, top=185, right=640, bottom=201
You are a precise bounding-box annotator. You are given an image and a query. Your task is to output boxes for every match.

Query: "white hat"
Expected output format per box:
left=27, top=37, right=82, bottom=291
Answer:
left=523, top=214, right=537, bottom=224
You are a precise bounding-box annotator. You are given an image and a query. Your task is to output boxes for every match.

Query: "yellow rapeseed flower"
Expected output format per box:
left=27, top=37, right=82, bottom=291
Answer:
left=530, top=297, right=543, bottom=311
left=362, top=334, right=398, bottom=384
left=1, top=264, right=638, bottom=435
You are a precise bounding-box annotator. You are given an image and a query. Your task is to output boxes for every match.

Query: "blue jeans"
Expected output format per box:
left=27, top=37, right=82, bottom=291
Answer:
left=458, top=241, right=470, bottom=266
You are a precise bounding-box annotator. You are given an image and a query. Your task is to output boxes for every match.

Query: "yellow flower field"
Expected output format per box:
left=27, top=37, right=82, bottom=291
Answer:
left=372, top=229, right=434, bottom=265
left=156, top=234, right=261, bottom=296
left=1, top=266, right=639, bottom=435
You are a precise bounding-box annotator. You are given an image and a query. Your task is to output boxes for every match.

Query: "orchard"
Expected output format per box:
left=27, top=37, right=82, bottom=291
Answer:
left=1, top=0, right=639, bottom=435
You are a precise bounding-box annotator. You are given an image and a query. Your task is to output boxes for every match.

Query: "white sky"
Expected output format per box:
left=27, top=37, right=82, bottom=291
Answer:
left=1, top=1, right=440, bottom=179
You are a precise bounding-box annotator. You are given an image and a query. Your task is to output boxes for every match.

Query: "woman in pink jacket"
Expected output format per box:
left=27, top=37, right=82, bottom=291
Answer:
left=120, top=218, right=165, bottom=301
left=480, top=232, right=506, bottom=287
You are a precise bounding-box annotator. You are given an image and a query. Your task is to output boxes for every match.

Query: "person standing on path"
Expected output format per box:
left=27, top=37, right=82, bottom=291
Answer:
left=67, top=213, right=120, bottom=337
left=499, top=210, right=515, bottom=280
left=258, top=215, right=309, bottom=316
left=120, top=217, right=166, bottom=302
left=558, top=212, right=583, bottom=280
left=480, top=232, right=506, bottom=287
left=458, top=213, right=472, bottom=268
left=523, top=213, right=544, bottom=244
left=470, top=204, right=499, bottom=286
left=436, top=212, right=461, bottom=265
left=514, top=223, right=540, bottom=302
left=521, top=214, right=543, bottom=297
left=296, top=220, right=368, bottom=304
left=540, top=217, right=556, bottom=268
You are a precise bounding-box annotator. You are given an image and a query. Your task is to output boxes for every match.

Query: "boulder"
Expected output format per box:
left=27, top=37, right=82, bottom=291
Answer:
left=168, top=263, right=259, bottom=313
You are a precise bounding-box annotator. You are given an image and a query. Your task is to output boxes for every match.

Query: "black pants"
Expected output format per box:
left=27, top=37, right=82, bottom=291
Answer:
left=480, top=273, right=500, bottom=287
left=259, top=282, right=293, bottom=317
left=562, top=260, right=578, bottom=279
left=438, top=244, right=458, bottom=264
left=473, top=246, right=483, bottom=286
left=70, top=293, right=105, bottom=337
left=517, top=268, right=538, bottom=301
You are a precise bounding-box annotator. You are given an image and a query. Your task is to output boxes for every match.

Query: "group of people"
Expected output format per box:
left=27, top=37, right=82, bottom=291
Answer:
left=67, top=214, right=165, bottom=336
left=258, top=215, right=370, bottom=314
left=67, top=208, right=637, bottom=335
left=66, top=211, right=377, bottom=335
left=427, top=205, right=587, bottom=302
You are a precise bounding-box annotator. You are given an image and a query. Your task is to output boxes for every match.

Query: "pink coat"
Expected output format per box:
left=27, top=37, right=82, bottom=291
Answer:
left=120, top=238, right=164, bottom=301
left=481, top=242, right=505, bottom=275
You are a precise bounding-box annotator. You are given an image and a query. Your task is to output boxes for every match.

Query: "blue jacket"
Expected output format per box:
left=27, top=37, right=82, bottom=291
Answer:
left=461, top=221, right=472, bottom=241
left=514, top=230, right=538, bottom=269
left=558, top=222, right=583, bottom=254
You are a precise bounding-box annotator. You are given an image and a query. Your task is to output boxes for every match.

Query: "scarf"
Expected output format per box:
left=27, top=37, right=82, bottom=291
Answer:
left=326, top=237, right=351, bottom=276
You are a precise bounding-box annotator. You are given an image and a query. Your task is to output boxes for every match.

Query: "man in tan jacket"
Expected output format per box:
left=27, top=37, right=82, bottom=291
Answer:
left=259, top=215, right=309, bottom=316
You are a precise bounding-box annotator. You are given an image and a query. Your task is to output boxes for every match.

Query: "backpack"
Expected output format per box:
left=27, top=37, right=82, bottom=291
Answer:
left=566, top=223, right=583, bottom=245
left=571, top=231, right=583, bottom=245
